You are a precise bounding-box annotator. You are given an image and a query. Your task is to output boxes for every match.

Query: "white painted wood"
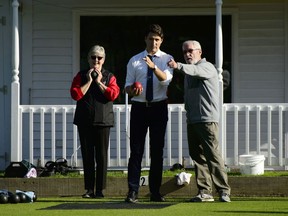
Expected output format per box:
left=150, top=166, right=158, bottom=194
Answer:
left=15, top=103, right=288, bottom=169
left=11, top=0, right=21, bottom=162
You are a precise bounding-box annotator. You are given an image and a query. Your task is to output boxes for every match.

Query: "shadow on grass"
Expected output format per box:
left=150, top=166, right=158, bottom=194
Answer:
left=216, top=210, right=288, bottom=214
left=233, top=197, right=288, bottom=202
left=40, top=201, right=174, bottom=210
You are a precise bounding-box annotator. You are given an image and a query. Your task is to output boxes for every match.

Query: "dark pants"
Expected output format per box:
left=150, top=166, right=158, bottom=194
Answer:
left=187, top=122, right=230, bottom=195
left=127, top=101, right=168, bottom=195
left=78, top=125, right=110, bottom=192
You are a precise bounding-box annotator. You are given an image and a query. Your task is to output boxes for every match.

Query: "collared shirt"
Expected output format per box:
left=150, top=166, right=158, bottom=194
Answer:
left=125, top=50, right=173, bottom=102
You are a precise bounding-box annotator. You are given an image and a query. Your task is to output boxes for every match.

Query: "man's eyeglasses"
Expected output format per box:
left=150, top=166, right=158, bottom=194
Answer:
left=91, top=56, right=103, bottom=60
left=183, top=49, right=199, bottom=54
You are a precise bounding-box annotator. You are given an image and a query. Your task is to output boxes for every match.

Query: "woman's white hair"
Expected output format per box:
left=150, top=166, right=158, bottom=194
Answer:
left=87, top=45, right=106, bottom=59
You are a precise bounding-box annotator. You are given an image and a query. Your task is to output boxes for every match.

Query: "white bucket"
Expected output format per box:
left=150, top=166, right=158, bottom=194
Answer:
left=239, top=155, right=265, bottom=175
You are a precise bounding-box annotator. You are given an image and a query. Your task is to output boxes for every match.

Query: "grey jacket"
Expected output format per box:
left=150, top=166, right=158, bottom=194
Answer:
left=177, top=58, right=219, bottom=124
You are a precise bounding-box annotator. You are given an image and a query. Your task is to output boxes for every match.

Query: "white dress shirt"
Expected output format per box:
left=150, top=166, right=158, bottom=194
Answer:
left=125, top=50, right=173, bottom=102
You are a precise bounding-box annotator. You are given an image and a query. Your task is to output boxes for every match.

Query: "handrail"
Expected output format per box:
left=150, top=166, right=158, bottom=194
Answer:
left=16, top=103, right=288, bottom=170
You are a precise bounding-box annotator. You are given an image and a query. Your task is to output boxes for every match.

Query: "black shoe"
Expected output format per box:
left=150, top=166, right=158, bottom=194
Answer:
left=150, top=193, right=165, bottom=202
left=95, top=191, right=104, bottom=199
left=82, top=190, right=95, bottom=198
left=125, top=191, right=138, bottom=203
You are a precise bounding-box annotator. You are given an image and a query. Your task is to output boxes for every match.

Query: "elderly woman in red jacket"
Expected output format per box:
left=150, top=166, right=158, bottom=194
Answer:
left=70, top=45, right=120, bottom=198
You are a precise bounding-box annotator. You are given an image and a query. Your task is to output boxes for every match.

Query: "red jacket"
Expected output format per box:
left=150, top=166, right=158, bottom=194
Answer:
left=70, top=69, right=120, bottom=126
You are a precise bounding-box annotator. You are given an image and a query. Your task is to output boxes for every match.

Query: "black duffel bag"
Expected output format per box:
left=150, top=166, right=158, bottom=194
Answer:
left=4, top=160, right=36, bottom=178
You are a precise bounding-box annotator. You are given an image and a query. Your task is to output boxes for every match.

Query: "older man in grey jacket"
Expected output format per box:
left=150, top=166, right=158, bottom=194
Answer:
left=168, top=40, right=231, bottom=202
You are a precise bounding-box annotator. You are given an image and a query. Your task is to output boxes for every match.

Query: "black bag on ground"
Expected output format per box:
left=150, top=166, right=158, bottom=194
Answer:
left=37, top=161, right=56, bottom=177
left=38, top=158, right=69, bottom=177
left=54, top=158, right=69, bottom=175
left=4, top=160, right=36, bottom=178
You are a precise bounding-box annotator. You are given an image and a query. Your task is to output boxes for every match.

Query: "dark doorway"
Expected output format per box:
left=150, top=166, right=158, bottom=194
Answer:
left=80, top=16, right=231, bottom=104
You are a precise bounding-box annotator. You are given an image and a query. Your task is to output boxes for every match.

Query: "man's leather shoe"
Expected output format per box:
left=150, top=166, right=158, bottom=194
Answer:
left=95, top=191, right=104, bottom=199
left=150, top=193, right=165, bottom=202
left=125, top=191, right=138, bottom=203
left=82, top=190, right=95, bottom=198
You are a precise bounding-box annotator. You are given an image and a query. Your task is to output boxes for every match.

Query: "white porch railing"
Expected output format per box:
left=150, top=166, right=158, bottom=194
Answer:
left=17, top=103, right=288, bottom=170
left=223, top=103, right=288, bottom=169
left=19, top=104, right=190, bottom=169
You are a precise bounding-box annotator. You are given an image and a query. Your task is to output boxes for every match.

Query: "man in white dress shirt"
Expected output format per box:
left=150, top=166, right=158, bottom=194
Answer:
left=124, top=24, right=173, bottom=203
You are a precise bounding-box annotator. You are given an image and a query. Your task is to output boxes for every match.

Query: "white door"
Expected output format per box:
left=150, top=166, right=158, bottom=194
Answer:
left=0, top=0, right=11, bottom=170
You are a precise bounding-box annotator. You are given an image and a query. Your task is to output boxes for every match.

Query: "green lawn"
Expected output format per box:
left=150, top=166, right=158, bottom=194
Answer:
left=1, top=170, right=288, bottom=215
left=0, top=197, right=287, bottom=216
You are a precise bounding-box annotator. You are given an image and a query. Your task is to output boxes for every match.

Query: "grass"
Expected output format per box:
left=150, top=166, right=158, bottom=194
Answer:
left=41, top=169, right=288, bottom=178
left=0, top=197, right=288, bottom=216
left=0, top=169, right=287, bottom=215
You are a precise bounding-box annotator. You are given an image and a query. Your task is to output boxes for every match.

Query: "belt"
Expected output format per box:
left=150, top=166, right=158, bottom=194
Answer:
left=132, top=100, right=167, bottom=107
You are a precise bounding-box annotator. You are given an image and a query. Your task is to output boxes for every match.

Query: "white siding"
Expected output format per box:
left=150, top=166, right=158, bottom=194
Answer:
left=235, top=2, right=286, bottom=103
left=27, top=2, right=73, bottom=105
left=224, top=1, right=288, bottom=158
left=20, top=0, right=288, bottom=105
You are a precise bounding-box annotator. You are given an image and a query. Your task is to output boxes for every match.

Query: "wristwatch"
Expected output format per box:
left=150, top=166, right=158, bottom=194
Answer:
left=153, top=65, right=158, bottom=70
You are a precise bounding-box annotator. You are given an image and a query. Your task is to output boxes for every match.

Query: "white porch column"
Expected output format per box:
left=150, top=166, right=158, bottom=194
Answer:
left=11, top=0, right=21, bottom=161
left=215, top=0, right=225, bottom=157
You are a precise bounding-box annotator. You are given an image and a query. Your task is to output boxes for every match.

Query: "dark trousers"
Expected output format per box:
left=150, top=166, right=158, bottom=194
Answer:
left=78, top=125, right=110, bottom=192
left=127, top=101, right=168, bottom=194
left=187, top=122, right=230, bottom=195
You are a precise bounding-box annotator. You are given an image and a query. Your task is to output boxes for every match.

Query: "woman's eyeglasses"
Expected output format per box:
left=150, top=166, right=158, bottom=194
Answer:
left=91, top=56, right=103, bottom=60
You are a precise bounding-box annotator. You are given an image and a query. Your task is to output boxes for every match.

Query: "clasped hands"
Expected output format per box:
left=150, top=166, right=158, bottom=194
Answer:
left=87, top=68, right=102, bottom=83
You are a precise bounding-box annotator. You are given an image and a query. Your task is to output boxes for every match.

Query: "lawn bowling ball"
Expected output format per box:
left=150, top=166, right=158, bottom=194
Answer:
left=132, top=81, right=142, bottom=89
left=9, top=194, right=20, bottom=204
left=33, top=193, right=37, bottom=202
left=16, top=193, right=27, bottom=203
left=0, top=194, right=8, bottom=204
left=91, top=70, right=98, bottom=79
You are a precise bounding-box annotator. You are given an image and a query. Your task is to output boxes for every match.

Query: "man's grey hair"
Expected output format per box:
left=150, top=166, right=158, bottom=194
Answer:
left=182, top=40, right=202, bottom=50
